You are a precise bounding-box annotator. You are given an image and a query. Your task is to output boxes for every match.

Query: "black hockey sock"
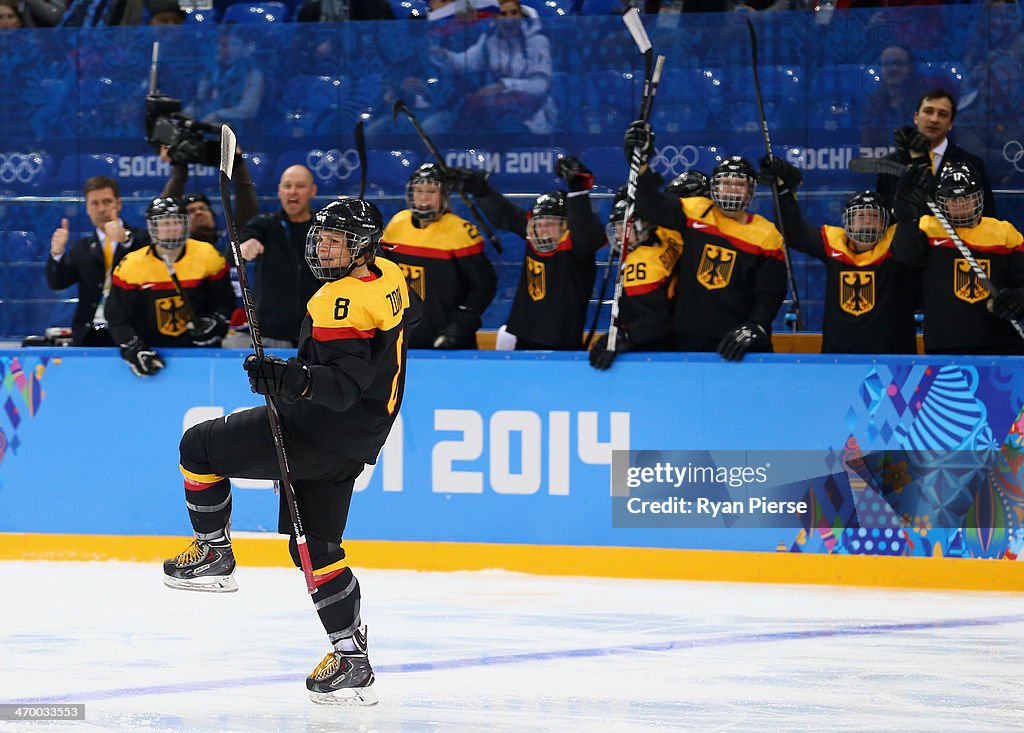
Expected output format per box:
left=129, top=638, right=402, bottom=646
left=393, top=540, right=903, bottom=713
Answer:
left=183, top=477, right=232, bottom=537
left=312, top=567, right=362, bottom=645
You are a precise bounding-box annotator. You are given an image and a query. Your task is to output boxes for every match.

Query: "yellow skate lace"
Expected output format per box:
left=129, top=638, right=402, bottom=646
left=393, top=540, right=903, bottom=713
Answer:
left=174, top=540, right=206, bottom=567
left=310, top=652, right=339, bottom=681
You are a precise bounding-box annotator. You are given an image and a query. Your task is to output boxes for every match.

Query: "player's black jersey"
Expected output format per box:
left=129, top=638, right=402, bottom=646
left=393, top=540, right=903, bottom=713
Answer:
left=893, top=216, right=1024, bottom=354
left=619, top=226, right=683, bottom=348
left=106, top=239, right=235, bottom=347
left=278, top=258, right=422, bottom=465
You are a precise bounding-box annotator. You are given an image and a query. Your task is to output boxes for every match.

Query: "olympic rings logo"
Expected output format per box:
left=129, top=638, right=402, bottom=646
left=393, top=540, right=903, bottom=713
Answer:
left=307, top=148, right=360, bottom=182
left=0, top=153, right=46, bottom=184
left=1003, top=140, right=1024, bottom=173
left=649, top=145, right=700, bottom=177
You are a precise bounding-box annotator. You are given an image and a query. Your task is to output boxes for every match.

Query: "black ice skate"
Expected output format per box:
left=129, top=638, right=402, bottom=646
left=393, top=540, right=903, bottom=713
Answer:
left=306, top=626, right=378, bottom=706
left=162, top=538, right=238, bottom=593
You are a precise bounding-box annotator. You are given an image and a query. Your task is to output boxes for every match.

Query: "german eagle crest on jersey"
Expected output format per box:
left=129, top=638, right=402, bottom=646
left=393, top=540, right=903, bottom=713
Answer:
left=839, top=271, right=875, bottom=316
left=697, top=244, right=735, bottom=290
left=953, top=258, right=990, bottom=304
left=527, top=257, right=546, bottom=301
left=155, top=295, right=189, bottom=337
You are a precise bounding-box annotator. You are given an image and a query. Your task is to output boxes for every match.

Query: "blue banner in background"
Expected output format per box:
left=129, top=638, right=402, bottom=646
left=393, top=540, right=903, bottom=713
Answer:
left=2, top=349, right=1023, bottom=561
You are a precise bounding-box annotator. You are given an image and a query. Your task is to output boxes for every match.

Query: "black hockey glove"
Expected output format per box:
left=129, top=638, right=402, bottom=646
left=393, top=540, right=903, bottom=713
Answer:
left=449, top=167, right=489, bottom=197
left=717, top=322, right=770, bottom=362
left=556, top=155, right=595, bottom=192
left=433, top=306, right=481, bottom=349
left=758, top=155, right=802, bottom=194
left=120, top=336, right=165, bottom=377
left=623, top=120, right=654, bottom=165
left=588, top=331, right=630, bottom=371
left=893, top=160, right=934, bottom=220
left=989, top=288, right=1024, bottom=321
left=893, top=125, right=931, bottom=160
left=244, top=354, right=311, bottom=400
left=191, top=313, right=229, bottom=347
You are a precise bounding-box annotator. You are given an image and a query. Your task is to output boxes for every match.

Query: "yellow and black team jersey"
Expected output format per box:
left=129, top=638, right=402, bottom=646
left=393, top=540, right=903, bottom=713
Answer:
left=672, top=196, right=787, bottom=340
left=278, top=258, right=423, bottom=465
left=106, top=239, right=235, bottom=348
left=894, top=216, right=1024, bottom=354
left=619, top=226, right=683, bottom=348
left=381, top=210, right=496, bottom=348
left=812, top=225, right=919, bottom=354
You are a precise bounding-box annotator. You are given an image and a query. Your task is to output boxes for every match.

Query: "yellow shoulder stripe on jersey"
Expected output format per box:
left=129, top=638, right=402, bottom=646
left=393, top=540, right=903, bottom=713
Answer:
left=307, top=259, right=409, bottom=341
left=822, top=225, right=895, bottom=266
left=920, top=216, right=1024, bottom=253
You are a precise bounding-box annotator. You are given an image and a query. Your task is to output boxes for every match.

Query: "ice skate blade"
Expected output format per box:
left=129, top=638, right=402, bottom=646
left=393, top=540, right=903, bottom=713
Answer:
left=308, top=686, right=378, bottom=706
left=163, top=574, right=239, bottom=593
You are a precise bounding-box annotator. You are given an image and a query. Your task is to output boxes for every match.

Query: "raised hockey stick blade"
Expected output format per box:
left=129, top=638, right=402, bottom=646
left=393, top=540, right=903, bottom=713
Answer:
left=606, top=54, right=666, bottom=354
left=746, top=16, right=802, bottom=332
left=392, top=99, right=504, bottom=254
left=848, top=157, right=910, bottom=178
left=218, top=125, right=318, bottom=595
left=925, top=201, right=1024, bottom=341
left=355, top=120, right=367, bottom=199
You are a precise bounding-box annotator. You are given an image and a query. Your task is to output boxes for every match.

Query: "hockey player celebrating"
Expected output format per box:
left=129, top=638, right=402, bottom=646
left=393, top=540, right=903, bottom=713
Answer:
left=454, top=155, right=605, bottom=350
left=382, top=162, right=496, bottom=349
left=162, top=198, right=422, bottom=705
left=625, top=120, right=787, bottom=361
left=762, top=156, right=921, bottom=354
left=105, top=196, right=235, bottom=376
left=590, top=186, right=684, bottom=370
left=892, top=162, right=1024, bottom=355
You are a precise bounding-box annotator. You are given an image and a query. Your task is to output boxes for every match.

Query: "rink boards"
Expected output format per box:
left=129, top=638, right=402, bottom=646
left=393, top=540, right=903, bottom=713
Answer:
left=1, top=348, right=1022, bottom=591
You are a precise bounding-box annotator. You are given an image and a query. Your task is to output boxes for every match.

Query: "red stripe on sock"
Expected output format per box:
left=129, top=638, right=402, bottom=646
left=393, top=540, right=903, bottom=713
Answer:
left=184, top=477, right=222, bottom=491
left=313, top=568, right=347, bottom=587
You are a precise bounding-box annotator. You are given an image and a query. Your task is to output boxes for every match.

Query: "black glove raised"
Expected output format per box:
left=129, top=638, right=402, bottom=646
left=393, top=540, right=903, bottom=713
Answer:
left=717, top=322, right=770, bottom=362
left=120, top=336, right=165, bottom=377
left=449, top=166, right=489, bottom=197
left=556, top=155, right=595, bottom=192
left=623, top=120, right=654, bottom=165
left=191, top=313, right=229, bottom=347
left=243, top=354, right=311, bottom=400
left=893, top=125, right=931, bottom=159
left=758, top=155, right=802, bottom=193
left=989, top=288, right=1024, bottom=321
left=433, top=306, right=481, bottom=349
left=588, top=330, right=630, bottom=371
left=894, top=159, right=934, bottom=218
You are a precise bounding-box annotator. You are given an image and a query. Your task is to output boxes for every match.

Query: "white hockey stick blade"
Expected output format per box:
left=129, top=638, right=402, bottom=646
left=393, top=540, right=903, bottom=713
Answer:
left=623, top=8, right=652, bottom=54
left=652, top=54, right=666, bottom=83
left=220, top=124, right=236, bottom=180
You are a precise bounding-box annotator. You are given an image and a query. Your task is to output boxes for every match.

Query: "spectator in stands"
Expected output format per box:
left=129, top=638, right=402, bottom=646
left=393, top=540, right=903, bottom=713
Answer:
left=429, top=0, right=556, bottom=134
left=45, top=176, right=150, bottom=347
left=626, top=121, right=787, bottom=362
left=382, top=163, right=497, bottom=349
left=296, top=0, right=395, bottom=20
left=859, top=46, right=950, bottom=150
left=875, top=89, right=995, bottom=220
left=186, top=30, right=265, bottom=126
left=762, top=156, right=920, bottom=355
left=146, top=0, right=183, bottom=24
left=455, top=155, right=606, bottom=351
left=0, top=0, right=27, bottom=26
left=106, top=197, right=235, bottom=377
left=237, top=165, right=321, bottom=348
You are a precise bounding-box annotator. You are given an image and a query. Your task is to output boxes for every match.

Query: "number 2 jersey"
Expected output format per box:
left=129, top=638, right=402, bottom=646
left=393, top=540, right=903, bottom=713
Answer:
left=381, top=210, right=496, bottom=348
left=277, top=257, right=423, bottom=465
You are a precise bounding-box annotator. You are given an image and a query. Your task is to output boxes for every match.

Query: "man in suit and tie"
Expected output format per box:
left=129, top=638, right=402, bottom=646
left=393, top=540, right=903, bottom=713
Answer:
left=45, top=175, right=150, bottom=346
left=876, top=88, right=996, bottom=218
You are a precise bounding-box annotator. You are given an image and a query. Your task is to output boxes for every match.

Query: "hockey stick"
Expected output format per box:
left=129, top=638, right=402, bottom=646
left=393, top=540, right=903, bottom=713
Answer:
left=354, top=120, right=367, bottom=199
left=392, top=99, right=503, bottom=254
left=848, top=156, right=911, bottom=178
left=219, top=125, right=317, bottom=595
left=605, top=10, right=665, bottom=353
left=925, top=201, right=1024, bottom=341
left=746, top=17, right=802, bottom=332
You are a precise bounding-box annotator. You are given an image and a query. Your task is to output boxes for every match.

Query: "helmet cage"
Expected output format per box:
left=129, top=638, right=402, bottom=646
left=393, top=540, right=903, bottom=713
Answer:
left=405, top=169, right=448, bottom=224
left=526, top=215, right=568, bottom=254
left=305, top=222, right=376, bottom=281
left=936, top=189, right=984, bottom=228
left=842, top=198, right=890, bottom=247
left=710, top=171, right=755, bottom=212
left=147, top=213, right=190, bottom=254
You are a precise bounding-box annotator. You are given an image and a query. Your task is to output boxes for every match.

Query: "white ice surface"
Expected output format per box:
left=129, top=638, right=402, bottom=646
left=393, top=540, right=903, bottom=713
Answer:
left=1, top=561, right=1023, bottom=732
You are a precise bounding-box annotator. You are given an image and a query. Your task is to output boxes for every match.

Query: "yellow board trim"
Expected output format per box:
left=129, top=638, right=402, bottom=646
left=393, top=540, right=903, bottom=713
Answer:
left=1, top=533, right=1021, bottom=592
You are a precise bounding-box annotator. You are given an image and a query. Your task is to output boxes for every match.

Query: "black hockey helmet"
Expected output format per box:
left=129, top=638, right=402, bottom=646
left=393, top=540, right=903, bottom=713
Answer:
left=406, top=163, right=451, bottom=224
left=935, top=162, right=984, bottom=228
left=145, top=196, right=190, bottom=253
left=710, top=156, right=756, bottom=213
left=666, top=170, right=710, bottom=199
left=305, top=197, right=384, bottom=281
left=842, top=191, right=890, bottom=247
left=526, top=191, right=568, bottom=253
left=183, top=192, right=211, bottom=208
left=606, top=186, right=651, bottom=253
